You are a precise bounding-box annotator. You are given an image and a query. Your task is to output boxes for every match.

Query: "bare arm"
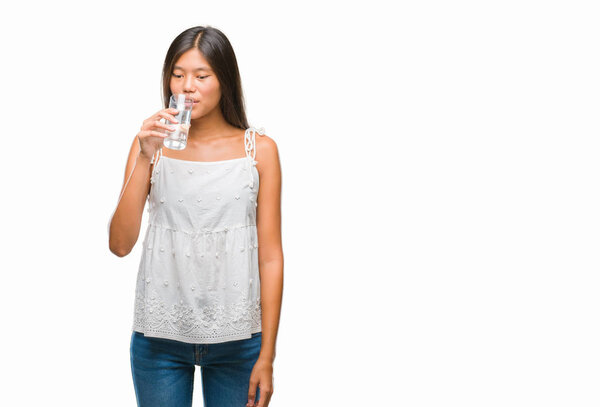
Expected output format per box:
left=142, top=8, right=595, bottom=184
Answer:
left=108, top=136, right=154, bottom=257
left=246, top=134, right=283, bottom=406
left=255, top=135, right=284, bottom=364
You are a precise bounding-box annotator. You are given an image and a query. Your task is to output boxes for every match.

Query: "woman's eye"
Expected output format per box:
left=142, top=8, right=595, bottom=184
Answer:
left=171, top=74, right=208, bottom=79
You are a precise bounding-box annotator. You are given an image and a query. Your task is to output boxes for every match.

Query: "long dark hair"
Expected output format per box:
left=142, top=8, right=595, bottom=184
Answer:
left=161, top=26, right=249, bottom=129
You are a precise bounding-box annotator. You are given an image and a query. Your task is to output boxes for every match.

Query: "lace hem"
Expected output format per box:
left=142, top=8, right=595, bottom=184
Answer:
left=132, top=289, right=262, bottom=344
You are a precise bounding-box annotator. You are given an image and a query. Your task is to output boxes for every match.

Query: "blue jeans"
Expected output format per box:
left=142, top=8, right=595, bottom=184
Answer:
left=130, top=330, right=262, bottom=407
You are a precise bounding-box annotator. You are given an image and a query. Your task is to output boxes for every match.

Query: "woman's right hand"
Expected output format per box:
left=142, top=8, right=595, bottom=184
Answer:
left=137, top=107, right=180, bottom=161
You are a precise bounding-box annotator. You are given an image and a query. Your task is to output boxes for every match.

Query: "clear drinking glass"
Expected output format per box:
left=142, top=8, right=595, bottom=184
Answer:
left=163, top=94, right=193, bottom=150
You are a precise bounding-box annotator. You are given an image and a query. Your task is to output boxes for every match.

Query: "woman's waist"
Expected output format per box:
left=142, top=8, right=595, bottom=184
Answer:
left=146, top=221, right=257, bottom=236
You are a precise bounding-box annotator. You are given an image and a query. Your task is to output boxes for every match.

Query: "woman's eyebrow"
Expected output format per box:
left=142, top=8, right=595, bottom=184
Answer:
left=173, top=65, right=210, bottom=71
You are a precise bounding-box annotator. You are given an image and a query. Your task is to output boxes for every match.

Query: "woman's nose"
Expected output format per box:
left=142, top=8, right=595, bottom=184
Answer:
left=183, top=77, right=196, bottom=92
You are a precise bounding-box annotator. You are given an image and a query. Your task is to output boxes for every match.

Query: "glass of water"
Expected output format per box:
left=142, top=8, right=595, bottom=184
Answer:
left=163, top=94, right=193, bottom=150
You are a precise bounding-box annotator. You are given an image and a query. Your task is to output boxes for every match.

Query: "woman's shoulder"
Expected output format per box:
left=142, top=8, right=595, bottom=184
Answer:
left=252, top=129, right=280, bottom=172
left=253, top=129, right=278, bottom=158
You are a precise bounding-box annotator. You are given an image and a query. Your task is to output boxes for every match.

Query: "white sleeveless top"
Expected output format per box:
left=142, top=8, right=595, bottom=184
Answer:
left=131, top=127, right=265, bottom=344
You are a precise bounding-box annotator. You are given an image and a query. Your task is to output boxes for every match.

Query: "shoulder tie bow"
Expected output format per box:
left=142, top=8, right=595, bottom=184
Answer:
left=244, top=127, right=266, bottom=189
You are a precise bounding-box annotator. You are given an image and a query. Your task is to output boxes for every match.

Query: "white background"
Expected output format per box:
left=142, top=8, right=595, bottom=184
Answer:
left=1, top=0, right=599, bottom=406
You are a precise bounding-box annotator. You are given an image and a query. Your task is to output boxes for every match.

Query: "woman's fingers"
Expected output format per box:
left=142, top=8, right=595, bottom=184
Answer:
left=256, top=384, right=273, bottom=407
left=140, top=129, right=168, bottom=138
left=152, top=119, right=176, bottom=132
left=247, top=375, right=259, bottom=406
left=157, top=111, right=179, bottom=124
left=136, top=107, right=179, bottom=161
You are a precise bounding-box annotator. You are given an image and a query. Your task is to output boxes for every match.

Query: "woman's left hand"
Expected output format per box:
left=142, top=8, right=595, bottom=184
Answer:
left=247, top=358, right=274, bottom=407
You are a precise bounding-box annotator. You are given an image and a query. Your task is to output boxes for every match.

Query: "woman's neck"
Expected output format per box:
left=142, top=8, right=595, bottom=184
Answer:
left=188, top=107, right=233, bottom=142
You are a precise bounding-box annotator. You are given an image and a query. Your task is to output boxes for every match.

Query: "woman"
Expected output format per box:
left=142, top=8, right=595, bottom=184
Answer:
left=108, top=25, right=283, bottom=407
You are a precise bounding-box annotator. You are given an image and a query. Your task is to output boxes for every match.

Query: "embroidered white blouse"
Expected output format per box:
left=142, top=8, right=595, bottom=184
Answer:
left=130, top=127, right=265, bottom=343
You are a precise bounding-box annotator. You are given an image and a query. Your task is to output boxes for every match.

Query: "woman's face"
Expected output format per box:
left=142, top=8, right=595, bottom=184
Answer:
left=170, top=48, right=221, bottom=120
